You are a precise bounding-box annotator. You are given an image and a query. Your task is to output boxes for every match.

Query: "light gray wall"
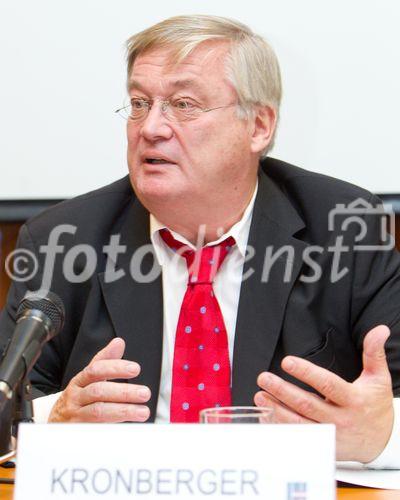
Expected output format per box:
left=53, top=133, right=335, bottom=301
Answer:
left=1, top=0, right=399, bottom=198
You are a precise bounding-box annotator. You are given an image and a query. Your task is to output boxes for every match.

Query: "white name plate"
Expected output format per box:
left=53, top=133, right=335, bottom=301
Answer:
left=15, top=423, right=335, bottom=499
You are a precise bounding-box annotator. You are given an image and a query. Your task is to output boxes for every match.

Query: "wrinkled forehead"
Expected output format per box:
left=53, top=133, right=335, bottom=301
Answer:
left=128, top=41, right=233, bottom=97
left=128, top=41, right=232, bottom=92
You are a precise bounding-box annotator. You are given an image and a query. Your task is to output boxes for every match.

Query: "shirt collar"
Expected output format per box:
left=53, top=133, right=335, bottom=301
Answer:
left=150, top=182, right=258, bottom=265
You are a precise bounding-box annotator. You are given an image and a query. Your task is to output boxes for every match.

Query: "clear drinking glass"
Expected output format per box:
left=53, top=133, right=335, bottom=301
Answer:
left=199, top=406, right=274, bottom=424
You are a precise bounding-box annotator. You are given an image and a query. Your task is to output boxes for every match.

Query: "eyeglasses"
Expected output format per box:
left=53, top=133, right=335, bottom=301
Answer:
left=115, top=98, right=236, bottom=123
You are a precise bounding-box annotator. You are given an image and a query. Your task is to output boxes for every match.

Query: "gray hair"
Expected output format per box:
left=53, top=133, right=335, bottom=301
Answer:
left=126, top=15, right=282, bottom=155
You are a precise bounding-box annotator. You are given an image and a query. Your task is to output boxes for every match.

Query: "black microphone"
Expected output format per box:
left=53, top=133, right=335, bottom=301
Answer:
left=0, top=291, right=65, bottom=412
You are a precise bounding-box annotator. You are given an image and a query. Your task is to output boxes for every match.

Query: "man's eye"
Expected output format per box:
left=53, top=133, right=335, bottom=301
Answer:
left=131, top=99, right=147, bottom=109
left=173, top=99, right=195, bottom=111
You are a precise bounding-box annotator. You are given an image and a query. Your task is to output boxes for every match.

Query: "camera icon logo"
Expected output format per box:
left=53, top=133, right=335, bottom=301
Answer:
left=328, top=197, right=395, bottom=251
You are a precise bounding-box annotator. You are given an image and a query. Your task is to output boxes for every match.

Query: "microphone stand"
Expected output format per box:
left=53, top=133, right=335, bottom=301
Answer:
left=0, top=377, right=33, bottom=472
left=13, top=376, right=34, bottom=437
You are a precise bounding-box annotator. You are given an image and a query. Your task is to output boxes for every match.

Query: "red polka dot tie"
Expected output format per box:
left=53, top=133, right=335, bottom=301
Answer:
left=160, top=229, right=235, bottom=423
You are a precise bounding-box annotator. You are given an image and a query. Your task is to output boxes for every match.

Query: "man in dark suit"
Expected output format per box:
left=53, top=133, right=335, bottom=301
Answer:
left=1, top=15, right=399, bottom=465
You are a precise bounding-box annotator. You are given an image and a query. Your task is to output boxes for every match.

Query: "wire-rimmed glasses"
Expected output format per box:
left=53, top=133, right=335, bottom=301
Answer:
left=115, top=97, right=236, bottom=122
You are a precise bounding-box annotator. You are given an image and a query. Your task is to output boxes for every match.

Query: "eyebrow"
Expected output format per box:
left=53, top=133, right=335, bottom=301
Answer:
left=128, top=78, right=206, bottom=96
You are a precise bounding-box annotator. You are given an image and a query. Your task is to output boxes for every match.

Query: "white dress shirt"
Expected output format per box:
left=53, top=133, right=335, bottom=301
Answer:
left=33, top=182, right=400, bottom=468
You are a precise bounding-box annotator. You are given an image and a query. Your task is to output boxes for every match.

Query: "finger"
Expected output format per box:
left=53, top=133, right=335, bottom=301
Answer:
left=79, top=382, right=151, bottom=406
left=76, top=402, right=150, bottom=423
left=74, top=359, right=141, bottom=388
left=257, top=372, right=333, bottom=422
left=90, top=337, right=126, bottom=362
left=254, top=391, right=314, bottom=424
left=254, top=390, right=292, bottom=414
left=362, top=325, right=391, bottom=378
left=280, top=357, right=353, bottom=406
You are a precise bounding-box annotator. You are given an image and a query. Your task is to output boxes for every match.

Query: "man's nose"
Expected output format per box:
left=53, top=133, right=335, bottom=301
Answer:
left=139, top=103, right=174, bottom=142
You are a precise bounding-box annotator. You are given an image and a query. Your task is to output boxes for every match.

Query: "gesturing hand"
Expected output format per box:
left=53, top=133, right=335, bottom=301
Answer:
left=255, top=325, right=394, bottom=462
left=48, top=338, right=151, bottom=423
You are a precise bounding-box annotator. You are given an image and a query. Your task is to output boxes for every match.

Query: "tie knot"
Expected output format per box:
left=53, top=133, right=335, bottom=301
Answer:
left=159, top=229, right=235, bottom=284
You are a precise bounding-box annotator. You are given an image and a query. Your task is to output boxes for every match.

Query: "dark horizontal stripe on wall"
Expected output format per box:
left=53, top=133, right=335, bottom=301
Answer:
left=0, top=194, right=399, bottom=222
left=377, top=194, right=400, bottom=214
left=0, top=200, right=65, bottom=222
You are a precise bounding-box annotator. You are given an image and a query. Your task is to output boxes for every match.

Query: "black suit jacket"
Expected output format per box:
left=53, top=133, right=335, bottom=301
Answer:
left=1, top=158, right=400, bottom=421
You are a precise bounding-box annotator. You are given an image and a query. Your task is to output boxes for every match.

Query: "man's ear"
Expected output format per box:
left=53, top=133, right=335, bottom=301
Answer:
left=250, top=106, right=277, bottom=155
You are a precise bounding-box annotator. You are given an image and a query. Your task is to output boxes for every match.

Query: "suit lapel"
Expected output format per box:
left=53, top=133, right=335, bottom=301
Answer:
left=232, top=171, right=309, bottom=405
left=98, top=197, right=163, bottom=422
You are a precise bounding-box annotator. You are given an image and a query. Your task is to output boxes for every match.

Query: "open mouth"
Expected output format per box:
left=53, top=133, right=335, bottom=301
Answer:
left=146, top=158, right=171, bottom=165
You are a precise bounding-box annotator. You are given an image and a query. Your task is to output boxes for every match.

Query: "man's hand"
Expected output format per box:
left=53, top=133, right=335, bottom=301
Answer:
left=254, top=325, right=394, bottom=463
left=48, top=338, right=151, bottom=423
